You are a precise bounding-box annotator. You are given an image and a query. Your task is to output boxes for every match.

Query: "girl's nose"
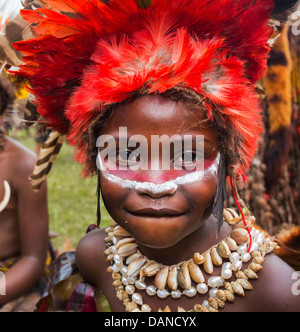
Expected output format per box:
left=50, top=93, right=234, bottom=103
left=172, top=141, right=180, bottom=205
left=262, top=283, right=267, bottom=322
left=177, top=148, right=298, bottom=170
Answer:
left=134, top=181, right=178, bottom=198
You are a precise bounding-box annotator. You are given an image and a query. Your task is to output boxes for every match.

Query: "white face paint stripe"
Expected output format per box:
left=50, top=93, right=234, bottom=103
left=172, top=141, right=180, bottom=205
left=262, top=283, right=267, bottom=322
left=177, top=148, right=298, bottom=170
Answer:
left=97, top=154, right=220, bottom=195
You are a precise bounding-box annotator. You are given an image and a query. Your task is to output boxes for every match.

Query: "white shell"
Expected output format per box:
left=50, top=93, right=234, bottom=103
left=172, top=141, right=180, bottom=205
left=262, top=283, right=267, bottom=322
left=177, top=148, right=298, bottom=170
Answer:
left=225, top=237, right=238, bottom=251
left=127, top=276, right=137, bottom=285
left=229, top=252, right=240, bottom=262
left=209, top=288, right=219, bottom=299
left=221, top=269, right=233, bottom=280
left=146, top=285, right=157, bottom=296
left=211, top=248, right=223, bottom=266
left=251, top=228, right=260, bottom=238
left=126, top=253, right=142, bottom=265
left=254, top=233, right=264, bottom=246
left=168, top=267, right=179, bottom=291
left=154, top=266, right=169, bottom=291
left=115, top=237, right=135, bottom=250
left=127, top=258, right=147, bottom=277
left=226, top=208, right=239, bottom=218
left=135, top=280, right=147, bottom=290
left=203, top=252, right=214, bottom=275
left=112, top=264, right=121, bottom=273
left=112, top=226, right=131, bottom=237
left=118, top=243, right=139, bottom=257
left=122, top=276, right=129, bottom=286
left=223, top=209, right=234, bottom=223
left=125, top=285, right=135, bottom=295
left=217, top=241, right=231, bottom=258
left=237, top=278, right=253, bottom=290
left=157, top=289, right=169, bottom=299
left=202, top=300, right=209, bottom=307
left=240, top=253, right=251, bottom=263
left=237, top=244, right=248, bottom=254
left=197, top=283, right=208, bottom=295
left=141, top=304, right=152, bottom=312
left=178, top=262, right=192, bottom=290
left=183, top=287, right=197, bottom=298
left=113, top=254, right=123, bottom=266
left=231, top=260, right=243, bottom=272
left=250, top=242, right=260, bottom=252
left=188, top=260, right=205, bottom=284
left=208, top=276, right=224, bottom=288
left=231, top=228, right=249, bottom=245
left=132, top=293, right=143, bottom=306
left=171, top=290, right=182, bottom=299
left=222, top=262, right=231, bottom=271
left=141, top=261, right=160, bottom=278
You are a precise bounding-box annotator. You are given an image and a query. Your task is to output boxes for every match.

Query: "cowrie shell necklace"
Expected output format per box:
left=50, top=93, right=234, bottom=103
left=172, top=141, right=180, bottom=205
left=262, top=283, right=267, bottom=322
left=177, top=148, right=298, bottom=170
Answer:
left=104, top=208, right=278, bottom=312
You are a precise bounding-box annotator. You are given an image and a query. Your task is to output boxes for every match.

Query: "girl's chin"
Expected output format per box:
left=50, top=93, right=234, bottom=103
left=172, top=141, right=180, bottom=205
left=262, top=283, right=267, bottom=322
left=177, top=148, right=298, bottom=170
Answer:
left=120, top=218, right=193, bottom=249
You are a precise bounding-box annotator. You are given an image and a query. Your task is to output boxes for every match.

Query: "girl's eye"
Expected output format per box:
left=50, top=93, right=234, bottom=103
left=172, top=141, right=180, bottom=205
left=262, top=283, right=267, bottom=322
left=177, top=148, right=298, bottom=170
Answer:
left=173, top=150, right=204, bottom=168
left=116, top=149, right=140, bottom=165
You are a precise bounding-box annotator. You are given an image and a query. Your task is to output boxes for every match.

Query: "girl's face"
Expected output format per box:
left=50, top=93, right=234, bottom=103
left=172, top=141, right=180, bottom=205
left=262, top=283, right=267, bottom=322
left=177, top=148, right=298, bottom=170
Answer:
left=99, top=95, right=219, bottom=249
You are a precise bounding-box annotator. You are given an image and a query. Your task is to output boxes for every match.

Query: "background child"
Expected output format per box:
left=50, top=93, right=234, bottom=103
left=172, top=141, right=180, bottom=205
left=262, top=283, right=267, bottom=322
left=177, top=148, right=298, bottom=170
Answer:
left=0, top=74, right=49, bottom=312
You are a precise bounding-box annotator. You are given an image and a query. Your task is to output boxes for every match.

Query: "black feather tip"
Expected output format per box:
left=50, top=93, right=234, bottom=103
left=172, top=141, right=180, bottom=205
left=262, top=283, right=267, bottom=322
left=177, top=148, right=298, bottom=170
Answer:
left=212, top=154, right=227, bottom=233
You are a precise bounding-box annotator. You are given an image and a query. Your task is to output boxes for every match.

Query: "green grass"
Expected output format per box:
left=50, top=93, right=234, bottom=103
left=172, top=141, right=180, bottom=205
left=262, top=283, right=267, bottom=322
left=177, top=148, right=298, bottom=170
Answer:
left=15, top=131, right=112, bottom=251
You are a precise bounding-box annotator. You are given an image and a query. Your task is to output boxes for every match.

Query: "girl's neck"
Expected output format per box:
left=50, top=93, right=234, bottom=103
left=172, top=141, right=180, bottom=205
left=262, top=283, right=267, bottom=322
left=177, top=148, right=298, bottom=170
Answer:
left=137, top=215, right=233, bottom=266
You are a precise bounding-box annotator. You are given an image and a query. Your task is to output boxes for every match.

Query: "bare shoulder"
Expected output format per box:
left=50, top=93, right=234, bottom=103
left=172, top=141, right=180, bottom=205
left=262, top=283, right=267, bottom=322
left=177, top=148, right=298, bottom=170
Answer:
left=75, top=228, right=108, bottom=288
left=250, top=253, right=300, bottom=312
left=5, top=137, right=37, bottom=175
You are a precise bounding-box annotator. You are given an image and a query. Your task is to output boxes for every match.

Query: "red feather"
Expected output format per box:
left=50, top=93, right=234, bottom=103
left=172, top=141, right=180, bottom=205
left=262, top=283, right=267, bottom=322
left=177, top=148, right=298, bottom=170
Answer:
left=13, top=0, right=275, bottom=176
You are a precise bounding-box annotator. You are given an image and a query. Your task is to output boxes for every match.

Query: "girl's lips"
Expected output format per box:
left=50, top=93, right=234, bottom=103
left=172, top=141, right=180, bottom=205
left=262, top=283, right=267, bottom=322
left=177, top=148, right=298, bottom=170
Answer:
left=127, top=207, right=185, bottom=217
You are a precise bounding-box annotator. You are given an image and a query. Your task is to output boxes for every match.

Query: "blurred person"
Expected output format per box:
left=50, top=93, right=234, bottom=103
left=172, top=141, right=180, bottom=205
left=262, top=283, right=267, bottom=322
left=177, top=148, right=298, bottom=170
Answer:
left=0, top=72, right=49, bottom=312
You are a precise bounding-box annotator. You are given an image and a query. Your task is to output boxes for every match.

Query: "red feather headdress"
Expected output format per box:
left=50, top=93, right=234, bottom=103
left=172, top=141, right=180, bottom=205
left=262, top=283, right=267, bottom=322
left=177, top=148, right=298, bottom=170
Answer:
left=13, top=0, right=274, bottom=177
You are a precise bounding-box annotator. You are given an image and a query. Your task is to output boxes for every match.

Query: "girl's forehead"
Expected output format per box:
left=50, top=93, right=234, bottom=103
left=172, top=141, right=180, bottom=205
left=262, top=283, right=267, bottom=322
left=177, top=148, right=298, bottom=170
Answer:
left=102, top=94, right=216, bottom=137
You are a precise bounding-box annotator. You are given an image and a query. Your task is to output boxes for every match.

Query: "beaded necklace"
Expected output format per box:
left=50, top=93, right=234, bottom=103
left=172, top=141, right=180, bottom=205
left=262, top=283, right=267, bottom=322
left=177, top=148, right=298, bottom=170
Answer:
left=104, top=208, right=278, bottom=312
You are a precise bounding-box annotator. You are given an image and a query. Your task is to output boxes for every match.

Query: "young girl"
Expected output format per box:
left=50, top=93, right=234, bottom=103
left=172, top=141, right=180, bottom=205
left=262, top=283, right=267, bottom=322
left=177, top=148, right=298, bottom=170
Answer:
left=12, top=0, right=300, bottom=312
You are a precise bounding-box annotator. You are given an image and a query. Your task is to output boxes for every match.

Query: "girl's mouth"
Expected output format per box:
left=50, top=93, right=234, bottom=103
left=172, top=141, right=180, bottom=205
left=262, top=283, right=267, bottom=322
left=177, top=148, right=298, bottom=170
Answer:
left=126, top=207, right=185, bottom=218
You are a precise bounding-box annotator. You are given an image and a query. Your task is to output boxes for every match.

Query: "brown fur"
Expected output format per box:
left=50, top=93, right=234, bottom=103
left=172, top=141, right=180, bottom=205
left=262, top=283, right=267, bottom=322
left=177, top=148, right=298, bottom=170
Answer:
left=264, top=26, right=292, bottom=134
left=275, top=226, right=300, bottom=270
left=264, top=125, right=294, bottom=191
left=263, top=25, right=294, bottom=191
